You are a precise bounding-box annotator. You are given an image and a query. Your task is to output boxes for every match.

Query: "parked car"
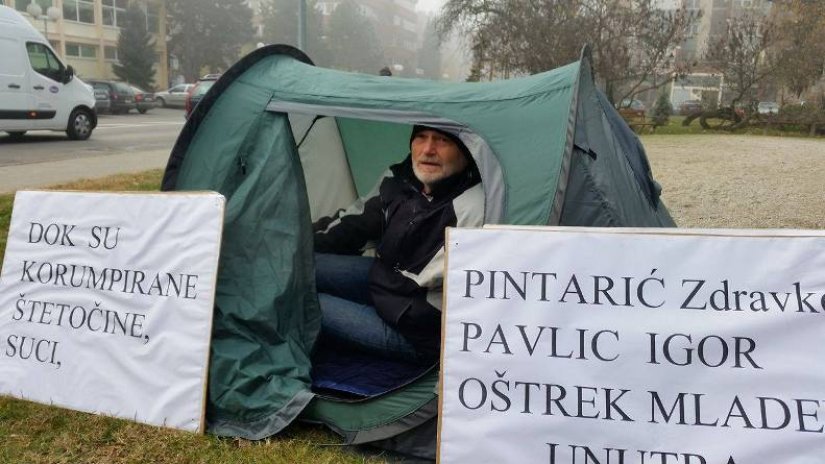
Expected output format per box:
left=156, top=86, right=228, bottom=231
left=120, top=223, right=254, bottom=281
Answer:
left=757, top=101, right=779, bottom=115
left=89, top=82, right=114, bottom=114
left=618, top=98, right=646, bottom=119
left=130, top=85, right=156, bottom=114
left=86, top=79, right=135, bottom=114
left=91, top=85, right=110, bottom=114
left=678, top=100, right=703, bottom=116
left=185, top=75, right=220, bottom=118
left=154, top=83, right=193, bottom=108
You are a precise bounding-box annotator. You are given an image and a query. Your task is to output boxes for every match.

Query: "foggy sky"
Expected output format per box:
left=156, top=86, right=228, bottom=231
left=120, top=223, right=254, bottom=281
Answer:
left=416, top=0, right=444, bottom=13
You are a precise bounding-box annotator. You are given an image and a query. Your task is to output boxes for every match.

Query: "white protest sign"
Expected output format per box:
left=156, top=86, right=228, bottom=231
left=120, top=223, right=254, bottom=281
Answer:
left=0, top=191, right=224, bottom=433
left=439, top=227, right=825, bottom=464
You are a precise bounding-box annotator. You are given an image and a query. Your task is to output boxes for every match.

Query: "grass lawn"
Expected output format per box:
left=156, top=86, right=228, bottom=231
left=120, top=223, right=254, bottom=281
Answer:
left=0, top=397, right=381, bottom=464
left=0, top=170, right=392, bottom=464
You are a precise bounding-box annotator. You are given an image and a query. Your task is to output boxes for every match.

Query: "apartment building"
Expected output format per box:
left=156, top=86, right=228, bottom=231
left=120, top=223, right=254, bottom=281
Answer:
left=2, top=0, right=168, bottom=88
left=678, top=0, right=772, bottom=61
left=662, top=0, right=772, bottom=107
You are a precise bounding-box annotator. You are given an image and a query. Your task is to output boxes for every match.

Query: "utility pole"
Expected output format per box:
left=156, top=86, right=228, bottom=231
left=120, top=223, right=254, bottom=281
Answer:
left=298, top=0, right=307, bottom=51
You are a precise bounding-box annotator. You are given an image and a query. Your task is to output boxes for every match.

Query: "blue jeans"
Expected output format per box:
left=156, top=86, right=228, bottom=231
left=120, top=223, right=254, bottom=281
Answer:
left=315, top=253, right=419, bottom=362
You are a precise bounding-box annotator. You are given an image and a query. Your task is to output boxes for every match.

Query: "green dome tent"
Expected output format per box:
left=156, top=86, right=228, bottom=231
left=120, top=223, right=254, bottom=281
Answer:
left=161, top=45, right=674, bottom=460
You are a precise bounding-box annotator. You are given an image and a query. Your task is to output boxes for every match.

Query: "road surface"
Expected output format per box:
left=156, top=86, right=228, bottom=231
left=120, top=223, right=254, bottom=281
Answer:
left=0, top=108, right=184, bottom=193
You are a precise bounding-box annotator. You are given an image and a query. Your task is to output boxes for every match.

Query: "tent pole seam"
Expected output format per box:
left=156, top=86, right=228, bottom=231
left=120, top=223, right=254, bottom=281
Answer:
left=548, top=64, right=585, bottom=225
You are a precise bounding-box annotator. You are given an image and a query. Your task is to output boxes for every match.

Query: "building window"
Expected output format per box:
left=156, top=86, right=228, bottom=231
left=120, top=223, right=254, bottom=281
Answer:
left=145, top=3, right=159, bottom=33
left=101, top=0, right=127, bottom=27
left=63, top=0, right=95, bottom=24
left=403, top=19, right=416, bottom=32
left=690, top=23, right=700, bottom=37
left=15, top=0, right=52, bottom=12
left=65, top=42, right=97, bottom=58
left=104, top=45, right=118, bottom=61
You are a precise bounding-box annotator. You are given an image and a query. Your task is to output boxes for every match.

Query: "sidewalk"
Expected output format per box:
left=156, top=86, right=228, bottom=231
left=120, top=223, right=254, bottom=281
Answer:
left=0, top=149, right=170, bottom=194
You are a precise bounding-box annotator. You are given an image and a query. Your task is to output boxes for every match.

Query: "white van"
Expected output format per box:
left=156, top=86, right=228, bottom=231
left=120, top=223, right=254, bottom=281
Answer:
left=0, top=5, right=96, bottom=140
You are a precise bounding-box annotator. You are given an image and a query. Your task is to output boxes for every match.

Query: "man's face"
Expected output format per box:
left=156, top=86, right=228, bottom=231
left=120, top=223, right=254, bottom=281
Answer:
left=411, top=129, right=469, bottom=193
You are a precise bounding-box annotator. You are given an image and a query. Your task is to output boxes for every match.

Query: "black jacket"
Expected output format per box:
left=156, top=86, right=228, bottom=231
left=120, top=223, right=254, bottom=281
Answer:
left=314, top=156, right=484, bottom=358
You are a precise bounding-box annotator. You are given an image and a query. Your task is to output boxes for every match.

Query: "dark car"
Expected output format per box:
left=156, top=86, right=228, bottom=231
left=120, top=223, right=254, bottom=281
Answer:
left=678, top=100, right=703, bottom=116
left=185, top=75, right=220, bottom=118
left=90, top=85, right=110, bottom=114
left=130, top=85, right=157, bottom=114
left=86, top=80, right=135, bottom=114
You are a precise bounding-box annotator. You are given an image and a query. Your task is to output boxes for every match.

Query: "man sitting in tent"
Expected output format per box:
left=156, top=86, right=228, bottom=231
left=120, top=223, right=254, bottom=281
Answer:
left=313, top=125, right=485, bottom=363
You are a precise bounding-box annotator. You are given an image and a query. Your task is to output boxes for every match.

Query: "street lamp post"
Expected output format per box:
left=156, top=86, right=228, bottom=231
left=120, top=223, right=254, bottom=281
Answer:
left=298, top=0, right=307, bottom=51
left=26, top=2, right=62, bottom=38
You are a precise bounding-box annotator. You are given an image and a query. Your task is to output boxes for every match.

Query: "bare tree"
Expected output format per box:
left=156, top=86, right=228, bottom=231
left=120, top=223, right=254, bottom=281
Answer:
left=769, top=0, right=825, bottom=99
left=437, top=0, right=696, bottom=105
left=705, top=10, right=777, bottom=119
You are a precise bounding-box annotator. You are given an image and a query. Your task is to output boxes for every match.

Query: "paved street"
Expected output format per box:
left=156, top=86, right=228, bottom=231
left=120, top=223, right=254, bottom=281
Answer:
left=0, top=107, right=185, bottom=193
